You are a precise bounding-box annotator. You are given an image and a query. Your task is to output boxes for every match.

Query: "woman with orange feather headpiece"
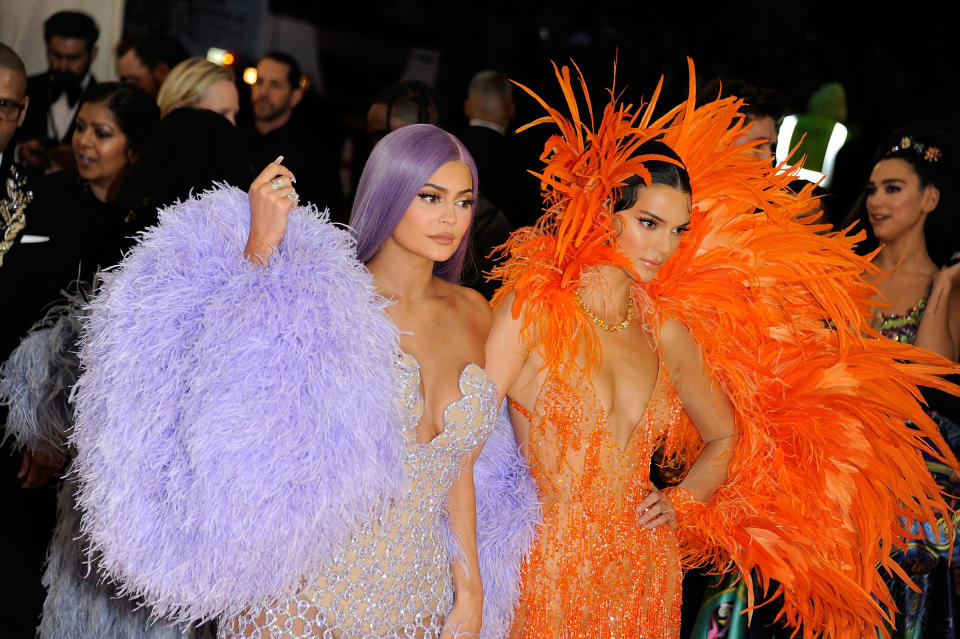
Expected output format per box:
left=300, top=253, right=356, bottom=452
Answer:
left=483, top=59, right=960, bottom=638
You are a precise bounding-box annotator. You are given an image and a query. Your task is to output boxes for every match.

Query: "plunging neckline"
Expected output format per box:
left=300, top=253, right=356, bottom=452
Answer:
left=594, top=354, right=664, bottom=454
left=397, top=352, right=495, bottom=446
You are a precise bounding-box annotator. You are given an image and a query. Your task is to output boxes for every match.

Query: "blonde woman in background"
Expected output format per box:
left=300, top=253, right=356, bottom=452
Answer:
left=156, top=57, right=238, bottom=125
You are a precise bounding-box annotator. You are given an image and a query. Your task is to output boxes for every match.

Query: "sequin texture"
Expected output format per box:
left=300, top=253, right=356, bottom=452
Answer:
left=221, top=354, right=498, bottom=638
left=509, top=355, right=684, bottom=638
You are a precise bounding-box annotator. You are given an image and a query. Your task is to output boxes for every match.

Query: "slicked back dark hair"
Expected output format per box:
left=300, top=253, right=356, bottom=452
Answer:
left=43, top=11, right=99, bottom=51
left=613, top=139, right=691, bottom=213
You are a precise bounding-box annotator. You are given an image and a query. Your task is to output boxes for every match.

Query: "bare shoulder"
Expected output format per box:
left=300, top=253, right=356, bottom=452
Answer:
left=658, top=317, right=695, bottom=352
left=434, top=278, right=492, bottom=329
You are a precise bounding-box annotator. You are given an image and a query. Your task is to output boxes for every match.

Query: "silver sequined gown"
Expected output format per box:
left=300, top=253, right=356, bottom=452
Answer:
left=220, top=354, right=498, bottom=639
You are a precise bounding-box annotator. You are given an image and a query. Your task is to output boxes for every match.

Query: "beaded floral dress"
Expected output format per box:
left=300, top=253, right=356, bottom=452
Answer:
left=221, top=354, right=498, bottom=639
left=878, top=296, right=960, bottom=639
left=508, top=339, right=685, bottom=638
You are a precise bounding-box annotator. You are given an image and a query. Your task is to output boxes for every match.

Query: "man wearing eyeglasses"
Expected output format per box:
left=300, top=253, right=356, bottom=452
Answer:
left=1, top=41, right=31, bottom=265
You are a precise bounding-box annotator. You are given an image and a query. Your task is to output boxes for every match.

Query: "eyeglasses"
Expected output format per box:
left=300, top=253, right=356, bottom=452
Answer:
left=0, top=98, right=25, bottom=122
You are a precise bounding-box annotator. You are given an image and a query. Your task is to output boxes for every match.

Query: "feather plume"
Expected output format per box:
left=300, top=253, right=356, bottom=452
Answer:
left=39, top=475, right=213, bottom=638
left=474, top=402, right=541, bottom=638
left=1, top=290, right=87, bottom=465
left=492, top=59, right=960, bottom=638
left=70, top=185, right=405, bottom=624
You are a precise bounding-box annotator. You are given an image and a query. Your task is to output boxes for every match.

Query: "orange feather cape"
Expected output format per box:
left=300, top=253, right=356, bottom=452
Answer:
left=490, top=59, right=960, bottom=638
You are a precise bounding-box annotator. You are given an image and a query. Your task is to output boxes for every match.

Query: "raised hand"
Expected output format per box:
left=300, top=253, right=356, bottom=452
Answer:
left=245, top=156, right=298, bottom=265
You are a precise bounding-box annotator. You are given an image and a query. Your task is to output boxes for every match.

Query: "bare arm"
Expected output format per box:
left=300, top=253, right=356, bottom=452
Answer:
left=441, top=448, right=484, bottom=638
left=659, top=318, right=737, bottom=502
left=484, top=293, right=529, bottom=407
left=914, top=263, right=960, bottom=361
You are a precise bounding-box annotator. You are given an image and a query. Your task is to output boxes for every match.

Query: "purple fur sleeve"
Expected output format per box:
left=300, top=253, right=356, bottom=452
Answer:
left=69, top=186, right=405, bottom=624
left=474, top=401, right=541, bottom=638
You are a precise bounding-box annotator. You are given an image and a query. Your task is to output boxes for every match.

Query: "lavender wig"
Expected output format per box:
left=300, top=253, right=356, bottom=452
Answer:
left=349, top=123, right=478, bottom=283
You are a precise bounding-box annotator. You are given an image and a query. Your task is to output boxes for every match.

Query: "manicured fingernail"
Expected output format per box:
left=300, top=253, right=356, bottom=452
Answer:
left=274, top=155, right=284, bottom=164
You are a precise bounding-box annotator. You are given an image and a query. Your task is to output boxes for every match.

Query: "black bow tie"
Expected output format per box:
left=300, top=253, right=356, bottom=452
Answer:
left=49, top=73, right=83, bottom=107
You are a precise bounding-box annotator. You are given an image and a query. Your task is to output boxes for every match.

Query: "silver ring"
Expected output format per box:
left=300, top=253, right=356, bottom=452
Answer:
left=287, top=192, right=299, bottom=205
left=271, top=178, right=284, bottom=190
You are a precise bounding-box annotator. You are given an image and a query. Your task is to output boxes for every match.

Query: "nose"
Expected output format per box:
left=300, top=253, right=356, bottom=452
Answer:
left=655, top=229, right=672, bottom=255
left=438, top=201, right=457, bottom=224
left=76, top=128, right=93, bottom=149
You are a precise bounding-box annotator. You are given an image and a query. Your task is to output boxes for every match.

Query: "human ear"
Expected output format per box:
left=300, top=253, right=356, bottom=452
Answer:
left=611, top=214, right=624, bottom=237
left=922, top=184, right=941, bottom=214
left=290, top=87, right=304, bottom=109
left=154, top=62, right=171, bottom=84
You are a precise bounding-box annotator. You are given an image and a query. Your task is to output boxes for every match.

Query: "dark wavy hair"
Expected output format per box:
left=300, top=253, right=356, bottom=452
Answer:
left=77, top=82, right=160, bottom=154
left=845, top=126, right=956, bottom=266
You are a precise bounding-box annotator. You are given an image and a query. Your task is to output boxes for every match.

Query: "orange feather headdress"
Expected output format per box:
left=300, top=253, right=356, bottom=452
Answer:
left=492, top=59, right=960, bottom=638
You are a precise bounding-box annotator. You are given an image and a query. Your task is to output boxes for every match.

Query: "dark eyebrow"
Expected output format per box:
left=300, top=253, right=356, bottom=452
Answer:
left=423, top=183, right=473, bottom=195
left=636, top=210, right=665, bottom=223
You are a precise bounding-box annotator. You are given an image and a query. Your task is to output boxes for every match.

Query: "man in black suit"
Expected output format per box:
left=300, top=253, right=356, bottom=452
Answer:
left=1, top=42, right=32, bottom=268
left=17, top=10, right=99, bottom=174
left=1, top=41, right=62, bottom=639
left=458, top=70, right=540, bottom=230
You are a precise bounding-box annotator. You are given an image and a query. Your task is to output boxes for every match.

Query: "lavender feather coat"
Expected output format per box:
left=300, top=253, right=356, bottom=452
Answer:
left=70, top=186, right=539, bottom=635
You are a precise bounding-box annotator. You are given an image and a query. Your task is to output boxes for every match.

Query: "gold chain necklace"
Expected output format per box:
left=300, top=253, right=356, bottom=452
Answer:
left=574, top=290, right=635, bottom=332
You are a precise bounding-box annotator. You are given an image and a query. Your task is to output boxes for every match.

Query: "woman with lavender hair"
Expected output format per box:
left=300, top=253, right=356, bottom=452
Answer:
left=67, top=124, right=538, bottom=639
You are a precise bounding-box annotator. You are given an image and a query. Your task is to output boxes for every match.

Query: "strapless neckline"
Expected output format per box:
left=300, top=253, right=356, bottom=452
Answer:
left=396, top=352, right=497, bottom=446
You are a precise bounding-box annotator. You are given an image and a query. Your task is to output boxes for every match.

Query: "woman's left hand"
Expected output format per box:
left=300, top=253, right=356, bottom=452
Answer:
left=636, top=489, right=677, bottom=529
left=440, top=595, right=482, bottom=639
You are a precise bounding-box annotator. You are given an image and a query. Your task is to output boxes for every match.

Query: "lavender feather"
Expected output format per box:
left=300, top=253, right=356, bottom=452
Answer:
left=474, top=401, right=541, bottom=638
left=1, top=294, right=86, bottom=465
left=70, top=185, right=404, bottom=624
left=39, top=475, right=214, bottom=639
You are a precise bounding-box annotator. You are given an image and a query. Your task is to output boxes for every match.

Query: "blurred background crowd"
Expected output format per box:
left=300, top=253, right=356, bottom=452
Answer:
left=1, top=1, right=958, bottom=638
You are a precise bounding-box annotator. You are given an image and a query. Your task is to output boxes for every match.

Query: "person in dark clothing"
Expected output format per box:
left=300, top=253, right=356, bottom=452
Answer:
left=1, top=41, right=32, bottom=268
left=120, top=107, right=253, bottom=227
left=115, top=30, right=189, bottom=98
left=242, top=52, right=343, bottom=220
left=457, top=69, right=540, bottom=230
left=2, top=82, right=159, bottom=362
left=1, top=81, right=157, bottom=639
left=17, top=11, right=99, bottom=174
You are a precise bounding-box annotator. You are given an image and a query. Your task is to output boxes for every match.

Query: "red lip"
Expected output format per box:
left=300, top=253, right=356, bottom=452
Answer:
left=639, top=258, right=662, bottom=269
left=429, top=233, right=455, bottom=244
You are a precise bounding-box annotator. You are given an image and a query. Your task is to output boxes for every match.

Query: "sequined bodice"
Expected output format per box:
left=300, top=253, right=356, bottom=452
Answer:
left=511, top=359, right=685, bottom=638
left=878, top=296, right=926, bottom=344
left=223, top=355, right=498, bottom=639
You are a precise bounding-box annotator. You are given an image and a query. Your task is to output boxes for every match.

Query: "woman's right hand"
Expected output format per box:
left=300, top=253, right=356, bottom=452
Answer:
left=245, top=157, right=298, bottom=265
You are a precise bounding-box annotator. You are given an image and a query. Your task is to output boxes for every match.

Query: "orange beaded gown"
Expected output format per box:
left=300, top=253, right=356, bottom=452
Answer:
left=492, top=60, right=960, bottom=638
left=508, top=344, right=685, bottom=638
